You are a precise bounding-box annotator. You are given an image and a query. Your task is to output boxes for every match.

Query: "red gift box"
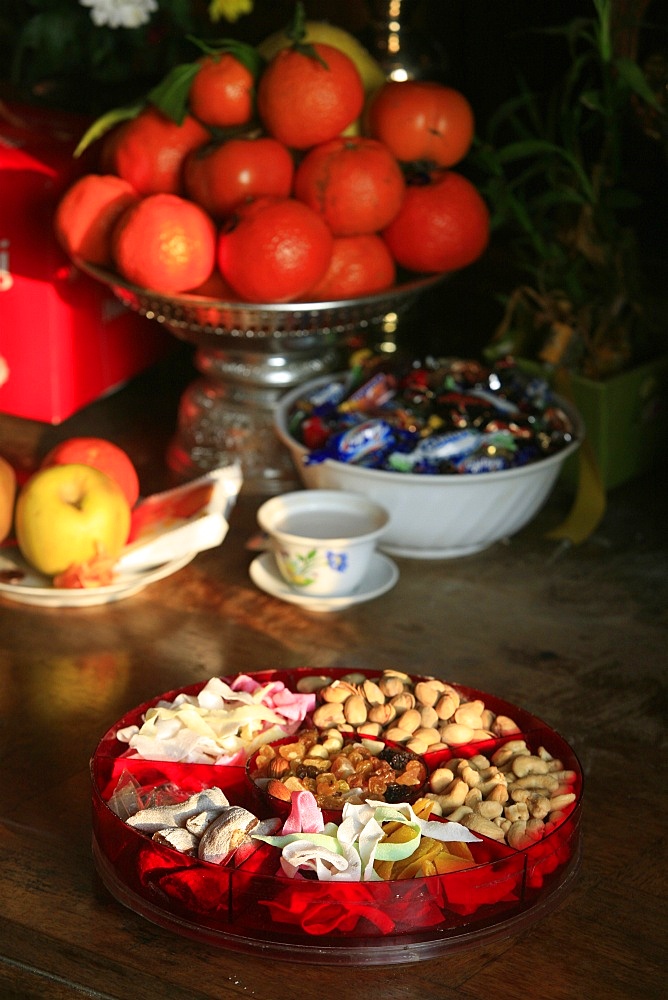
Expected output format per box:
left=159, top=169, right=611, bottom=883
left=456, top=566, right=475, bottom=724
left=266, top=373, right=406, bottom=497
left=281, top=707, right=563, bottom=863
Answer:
left=0, top=102, right=171, bottom=424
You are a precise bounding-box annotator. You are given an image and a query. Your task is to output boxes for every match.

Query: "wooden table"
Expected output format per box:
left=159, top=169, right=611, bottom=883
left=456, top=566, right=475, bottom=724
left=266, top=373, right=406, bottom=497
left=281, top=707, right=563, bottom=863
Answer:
left=1, top=349, right=666, bottom=1000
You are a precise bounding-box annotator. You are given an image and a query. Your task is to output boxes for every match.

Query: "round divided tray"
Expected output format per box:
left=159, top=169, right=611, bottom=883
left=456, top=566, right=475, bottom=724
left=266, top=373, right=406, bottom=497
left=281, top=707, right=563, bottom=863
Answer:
left=90, top=668, right=583, bottom=965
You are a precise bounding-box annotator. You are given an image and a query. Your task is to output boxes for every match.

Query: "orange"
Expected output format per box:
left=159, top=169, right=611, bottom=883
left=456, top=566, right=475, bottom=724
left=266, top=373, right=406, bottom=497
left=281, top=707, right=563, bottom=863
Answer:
left=102, top=107, right=209, bottom=196
left=183, top=137, right=294, bottom=219
left=305, top=234, right=396, bottom=301
left=294, top=136, right=405, bottom=236
left=54, top=174, right=138, bottom=266
left=256, top=43, right=364, bottom=150
left=188, top=52, right=255, bottom=128
left=112, top=193, right=217, bottom=294
left=217, top=197, right=333, bottom=303
left=366, top=81, right=475, bottom=167
left=382, top=169, right=489, bottom=274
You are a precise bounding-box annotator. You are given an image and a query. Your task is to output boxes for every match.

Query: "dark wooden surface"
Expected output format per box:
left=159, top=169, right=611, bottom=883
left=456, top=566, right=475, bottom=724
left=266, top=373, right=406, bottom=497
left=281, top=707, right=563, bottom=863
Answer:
left=1, top=346, right=666, bottom=1000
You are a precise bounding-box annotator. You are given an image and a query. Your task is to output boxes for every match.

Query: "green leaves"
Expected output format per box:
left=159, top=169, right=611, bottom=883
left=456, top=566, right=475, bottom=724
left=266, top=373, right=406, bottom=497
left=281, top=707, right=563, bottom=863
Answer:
left=73, top=101, right=144, bottom=158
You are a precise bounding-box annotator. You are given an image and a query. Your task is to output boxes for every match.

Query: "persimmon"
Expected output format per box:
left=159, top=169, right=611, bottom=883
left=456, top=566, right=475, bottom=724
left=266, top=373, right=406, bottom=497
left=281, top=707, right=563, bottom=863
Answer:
left=305, top=234, right=396, bottom=301
left=294, top=137, right=405, bottom=236
left=366, top=81, right=475, bottom=168
left=217, top=197, right=333, bottom=303
left=184, top=137, right=294, bottom=219
left=382, top=170, right=490, bottom=274
left=112, top=193, right=217, bottom=294
left=54, top=174, right=138, bottom=266
left=257, top=42, right=364, bottom=150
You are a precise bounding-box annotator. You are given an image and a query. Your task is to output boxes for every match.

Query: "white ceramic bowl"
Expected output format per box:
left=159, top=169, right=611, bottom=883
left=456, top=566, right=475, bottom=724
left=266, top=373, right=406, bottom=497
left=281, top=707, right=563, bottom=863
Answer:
left=274, top=373, right=584, bottom=559
left=256, top=489, right=390, bottom=596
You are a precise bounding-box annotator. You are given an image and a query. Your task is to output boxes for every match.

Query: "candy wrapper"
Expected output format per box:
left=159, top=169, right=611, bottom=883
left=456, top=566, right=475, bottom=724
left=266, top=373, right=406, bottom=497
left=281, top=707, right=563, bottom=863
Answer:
left=117, top=464, right=242, bottom=572
left=289, top=357, right=577, bottom=474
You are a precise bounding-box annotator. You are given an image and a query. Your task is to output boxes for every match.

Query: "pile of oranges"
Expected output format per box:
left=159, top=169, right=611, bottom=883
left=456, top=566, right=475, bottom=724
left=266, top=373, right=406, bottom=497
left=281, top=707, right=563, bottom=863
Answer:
left=55, top=20, right=490, bottom=306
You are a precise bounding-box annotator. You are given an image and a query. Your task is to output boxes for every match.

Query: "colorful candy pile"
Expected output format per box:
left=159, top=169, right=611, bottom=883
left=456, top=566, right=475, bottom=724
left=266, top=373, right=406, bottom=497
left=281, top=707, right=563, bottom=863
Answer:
left=288, top=356, right=578, bottom=474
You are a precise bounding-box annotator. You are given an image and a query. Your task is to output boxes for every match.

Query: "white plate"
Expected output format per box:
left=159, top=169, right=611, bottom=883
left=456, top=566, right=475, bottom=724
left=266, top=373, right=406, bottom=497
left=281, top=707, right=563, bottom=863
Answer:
left=0, top=550, right=196, bottom=608
left=249, top=550, right=399, bottom=612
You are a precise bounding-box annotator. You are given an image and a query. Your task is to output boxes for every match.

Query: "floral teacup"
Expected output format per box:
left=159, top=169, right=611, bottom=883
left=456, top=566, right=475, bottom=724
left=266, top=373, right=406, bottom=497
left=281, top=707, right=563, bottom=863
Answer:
left=257, top=490, right=389, bottom=597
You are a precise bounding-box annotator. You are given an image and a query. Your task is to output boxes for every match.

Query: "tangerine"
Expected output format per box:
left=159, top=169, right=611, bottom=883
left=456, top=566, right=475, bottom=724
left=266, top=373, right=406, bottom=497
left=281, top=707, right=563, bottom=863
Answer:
left=294, top=136, right=405, bottom=235
left=188, top=52, right=255, bottom=128
left=102, top=107, right=209, bottom=196
left=217, top=197, right=333, bottom=303
left=184, top=137, right=294, bottom=219
left=256, top=43, right=364, bottom=150
left=382, top=169, right=490, bottom=273
left=54, top=173, right=138, bottom=266
left=366, top=81, right=475, bottom=167
left=305, top=234, right=396, bottom=301
left=112, top=193, right=217, bottom=294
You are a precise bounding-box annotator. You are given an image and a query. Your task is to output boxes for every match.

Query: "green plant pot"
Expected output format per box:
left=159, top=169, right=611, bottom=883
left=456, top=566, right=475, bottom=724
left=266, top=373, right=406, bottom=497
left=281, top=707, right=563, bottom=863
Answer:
left=520, top=354, right=668, bottom=491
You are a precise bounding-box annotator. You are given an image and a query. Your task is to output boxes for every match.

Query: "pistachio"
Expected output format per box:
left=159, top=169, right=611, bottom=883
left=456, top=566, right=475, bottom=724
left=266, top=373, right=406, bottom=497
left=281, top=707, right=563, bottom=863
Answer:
left=378, top=675, right=405, bottom=698
left=435, top=689, right=460, bottom=721
left=414, top=679, right=445, bottom=707
left=343, top=693, right=368, bottom=726
left=439, top=722, right=475, bottom=746
left=296, top=675, right=331, bottom=694
left=312, top=702, right=345, bottom=728
left=320, top=680, right=358, bottom=704
left=454, top=699, right=485, bottom=729
left=368, top=702, right=396, bottom=726
left=361, top=679, right=385, bottom=706
left=382, top=726, right=411, bottom=743
left=397, top=708, right=422, bottom=733
left=390, top=691, right=416, bottom=714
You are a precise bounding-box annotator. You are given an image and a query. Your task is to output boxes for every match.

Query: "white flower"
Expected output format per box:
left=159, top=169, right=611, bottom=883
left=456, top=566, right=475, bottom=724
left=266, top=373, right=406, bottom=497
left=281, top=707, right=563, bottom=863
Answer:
left=79, top=0, right=158, bottom=30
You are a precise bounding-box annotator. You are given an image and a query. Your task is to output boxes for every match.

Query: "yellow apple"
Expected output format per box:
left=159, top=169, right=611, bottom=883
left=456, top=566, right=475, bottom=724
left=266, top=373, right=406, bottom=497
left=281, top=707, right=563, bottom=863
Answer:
left=0, top=454, right=17, bottom=543
left=15, top=463, right=131, bottom=577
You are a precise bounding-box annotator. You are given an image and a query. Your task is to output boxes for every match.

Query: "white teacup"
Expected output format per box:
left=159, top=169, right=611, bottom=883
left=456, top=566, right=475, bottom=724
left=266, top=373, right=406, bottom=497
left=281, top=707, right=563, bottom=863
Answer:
left=257, top=490, right=389, bottom=597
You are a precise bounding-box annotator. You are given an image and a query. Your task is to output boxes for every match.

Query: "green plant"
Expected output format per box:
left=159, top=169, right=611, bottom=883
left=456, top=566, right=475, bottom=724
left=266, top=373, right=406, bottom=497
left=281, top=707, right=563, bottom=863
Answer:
left=474, top=0, right=666, bottom=379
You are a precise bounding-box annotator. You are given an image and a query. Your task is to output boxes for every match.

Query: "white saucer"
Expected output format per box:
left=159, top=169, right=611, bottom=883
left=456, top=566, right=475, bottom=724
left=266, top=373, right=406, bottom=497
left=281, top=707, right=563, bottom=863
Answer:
left=249, top=550, right=399, bottom=612
left=0, top=550, right=196, bottom=608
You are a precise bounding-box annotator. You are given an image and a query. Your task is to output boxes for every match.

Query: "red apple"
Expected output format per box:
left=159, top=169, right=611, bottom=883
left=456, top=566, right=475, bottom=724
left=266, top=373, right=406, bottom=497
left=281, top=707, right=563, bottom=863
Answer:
left=41, top=437, right=140, bottom=507
left=15, top=464, right=131, bottom=577
left=0, top=454, right=17, bottom=543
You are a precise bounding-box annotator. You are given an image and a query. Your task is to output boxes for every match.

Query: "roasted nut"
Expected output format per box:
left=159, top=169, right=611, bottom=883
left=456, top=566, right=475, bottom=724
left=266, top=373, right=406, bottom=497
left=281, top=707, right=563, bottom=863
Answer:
left=454, top=699, right=485, bottom=729
left=491, top=715, right=521, bottom=737
left=296, top=675, right=331, bottom=693
left=383, top=726, right=411, bottom=743
left=368, top=703, right=396, bottom=726
left=268, top=757, right=291, bottom=778
left=320, top=680, right=357, bottom=704
left=429, top=767, right=455, bottom=794
left=266, top=779, right=292, bottom=801
left=361, top=679, right=385, bottom=706
left=343, top=694, right=368, bottom=726
left=378, top=675, right=405, bottom=698
left=439, top=722, right=474, bottom=746
left=414, top=680, right=444, bottom=707
left=420, top=705, right=439, bottom=730
left=461, top=812, right=507, bottom=842
left=312, top=703, right=345, bottom=728
left=397, top=708, right=422, bottom=733
left=390, top=691, right=416, bottom=714
left=435, top=685, right=460, bottom=720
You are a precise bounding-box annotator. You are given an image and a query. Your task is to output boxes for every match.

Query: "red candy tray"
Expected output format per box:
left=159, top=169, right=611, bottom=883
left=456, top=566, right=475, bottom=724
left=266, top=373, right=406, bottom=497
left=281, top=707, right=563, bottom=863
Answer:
left=90, top=668, right=583, bottom=964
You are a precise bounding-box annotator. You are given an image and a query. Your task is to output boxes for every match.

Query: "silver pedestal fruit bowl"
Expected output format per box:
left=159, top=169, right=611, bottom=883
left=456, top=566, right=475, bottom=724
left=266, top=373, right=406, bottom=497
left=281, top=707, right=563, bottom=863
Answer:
left=75, top=259, right=444, bottom=493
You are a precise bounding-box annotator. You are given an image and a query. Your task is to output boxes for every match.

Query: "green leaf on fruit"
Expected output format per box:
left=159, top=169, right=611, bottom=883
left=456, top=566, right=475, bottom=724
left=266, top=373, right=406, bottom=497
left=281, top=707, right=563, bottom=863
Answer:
left=148, top=62, right=202, bottom=125
left=73, top=102, right=144, bottom=158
